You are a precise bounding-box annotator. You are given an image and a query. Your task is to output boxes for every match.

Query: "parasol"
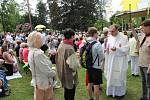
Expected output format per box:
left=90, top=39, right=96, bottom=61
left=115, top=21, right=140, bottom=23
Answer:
left=35, top=25, right=46, bottom=29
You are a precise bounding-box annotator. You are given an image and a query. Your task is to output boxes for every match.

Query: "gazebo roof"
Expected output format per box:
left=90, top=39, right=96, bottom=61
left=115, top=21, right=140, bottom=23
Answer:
left=115, top=8, right=150, bottom=18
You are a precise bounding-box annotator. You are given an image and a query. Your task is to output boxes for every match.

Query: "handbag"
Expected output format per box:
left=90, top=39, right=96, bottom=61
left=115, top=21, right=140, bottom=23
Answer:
left=66, top=53, right=80, bottom=71
left=33, top=51, right=54, bottom=100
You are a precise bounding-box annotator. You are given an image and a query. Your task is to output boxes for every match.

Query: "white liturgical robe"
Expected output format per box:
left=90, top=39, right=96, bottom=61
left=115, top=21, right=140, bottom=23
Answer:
left=105, top=32, right=129, bottom=97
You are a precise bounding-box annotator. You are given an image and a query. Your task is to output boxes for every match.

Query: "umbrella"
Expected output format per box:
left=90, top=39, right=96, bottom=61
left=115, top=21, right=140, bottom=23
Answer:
left=35, top=25, right=46, bottom=29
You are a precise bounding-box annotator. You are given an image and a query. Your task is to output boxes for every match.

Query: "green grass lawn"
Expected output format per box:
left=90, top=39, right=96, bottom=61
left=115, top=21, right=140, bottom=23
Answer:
left=1, top=64, right=141, bottom=100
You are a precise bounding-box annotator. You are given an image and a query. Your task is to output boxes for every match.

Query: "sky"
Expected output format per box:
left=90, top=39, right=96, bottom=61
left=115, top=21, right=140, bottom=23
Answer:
left=15, top=0, right=47, bottom=13
left=16, top=0, right=150, bottom=14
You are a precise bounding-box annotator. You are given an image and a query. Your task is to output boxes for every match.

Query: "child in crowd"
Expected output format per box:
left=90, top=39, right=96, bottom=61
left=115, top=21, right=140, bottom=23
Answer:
left=48, top=40, right=61, bottom=89
left=2, top=45, right=14, bottom=76
left=15, top=40, right=22, bottom=59
left=77, top=37, right=83, bottom=48
left=8, top=49, right=19, bottom=73
left=19, top=43, right=25, bottom=63
left=48, top=38, right=57, bottom=64
left=23, top=43, right=28, bottom=63
left=0, top=47, right=3, bottom=59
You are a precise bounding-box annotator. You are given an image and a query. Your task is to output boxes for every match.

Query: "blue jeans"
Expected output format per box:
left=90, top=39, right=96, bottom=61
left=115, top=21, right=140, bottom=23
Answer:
left=140, top=67, right=150, bottom=100
left=0, top=70, right=8, bottom=91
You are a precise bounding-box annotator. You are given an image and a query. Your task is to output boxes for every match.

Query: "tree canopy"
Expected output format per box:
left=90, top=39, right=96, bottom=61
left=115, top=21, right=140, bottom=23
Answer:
left=0, top=0, right=108, bottom=32
left=48, top=0, right=99, bottom=31
left=36, top=1, right=47, bottom=25
left=0, top=0, right=22, bottom=32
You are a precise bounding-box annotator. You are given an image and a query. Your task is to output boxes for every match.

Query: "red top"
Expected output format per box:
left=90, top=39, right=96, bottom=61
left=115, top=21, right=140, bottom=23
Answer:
left=23, top=48, right=28, bottom=62
left=77, top=40, right=82, bottom=47
left=19, top=48, right=23, bottom=60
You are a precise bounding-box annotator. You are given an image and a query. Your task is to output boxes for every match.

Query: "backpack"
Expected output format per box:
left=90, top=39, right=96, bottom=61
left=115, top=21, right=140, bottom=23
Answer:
left=80, top=41, right=99, bottom=69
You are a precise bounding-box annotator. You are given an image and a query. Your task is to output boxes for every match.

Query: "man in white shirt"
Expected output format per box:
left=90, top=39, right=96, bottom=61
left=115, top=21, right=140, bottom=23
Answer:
left=129, top=35, right=139, bottom=76
left=105, top=25, right=129, bottom=98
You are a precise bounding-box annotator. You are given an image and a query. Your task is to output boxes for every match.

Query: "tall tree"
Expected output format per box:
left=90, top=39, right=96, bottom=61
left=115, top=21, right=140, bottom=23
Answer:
left=20, top=0, right=33, bottom=13
left=60, top=0, right=98, bottom=30
left=7, top=0, right=22, bottom=32
left=0, top=17, right=3, bottom=32
left=48, top=0, right=60, bottom=30
left=0, top=0, right=8, bottom=32
left=0, top=0, right=23, bottom=32
left=22, top=13, right=38, bottom=28
left=47, top=0, right=98, bottom=31
left=36, top=1, right=47, bottom=25
left=94, top=19, right=109, bottom=31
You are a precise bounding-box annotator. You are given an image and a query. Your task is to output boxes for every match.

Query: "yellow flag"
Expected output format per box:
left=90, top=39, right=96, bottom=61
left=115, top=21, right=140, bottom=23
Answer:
left=120, top=0, right=141, bottom=11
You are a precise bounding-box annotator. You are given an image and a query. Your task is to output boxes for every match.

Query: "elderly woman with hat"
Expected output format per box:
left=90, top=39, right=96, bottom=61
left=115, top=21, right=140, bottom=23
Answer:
left=27, top=31, right=56, bottom=100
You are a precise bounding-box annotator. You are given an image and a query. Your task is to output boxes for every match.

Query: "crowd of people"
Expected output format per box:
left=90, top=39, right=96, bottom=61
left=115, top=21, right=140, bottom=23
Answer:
left=0, top=32, right=29, bottom=96
left=0, top=19, right=149, bottom=100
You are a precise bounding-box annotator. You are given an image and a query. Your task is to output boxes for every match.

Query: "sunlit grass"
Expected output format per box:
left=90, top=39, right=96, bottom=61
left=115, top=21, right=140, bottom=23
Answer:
left=1, top=64, right=141, bottom=100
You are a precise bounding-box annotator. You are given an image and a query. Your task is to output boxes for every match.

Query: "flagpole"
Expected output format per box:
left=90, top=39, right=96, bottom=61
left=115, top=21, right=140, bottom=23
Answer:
left=129, top=3, right=131, bottom=23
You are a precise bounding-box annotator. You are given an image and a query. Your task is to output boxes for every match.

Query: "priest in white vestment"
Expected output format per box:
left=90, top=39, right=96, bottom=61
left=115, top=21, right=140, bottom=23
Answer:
left=105, top=25, right=129, bottom=97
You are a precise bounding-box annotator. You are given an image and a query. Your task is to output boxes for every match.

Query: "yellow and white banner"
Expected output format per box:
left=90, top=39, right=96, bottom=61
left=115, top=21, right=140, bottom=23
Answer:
left=111, top=0, right=150, bottom=12
left=120, top=0, right=141, bottom=11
